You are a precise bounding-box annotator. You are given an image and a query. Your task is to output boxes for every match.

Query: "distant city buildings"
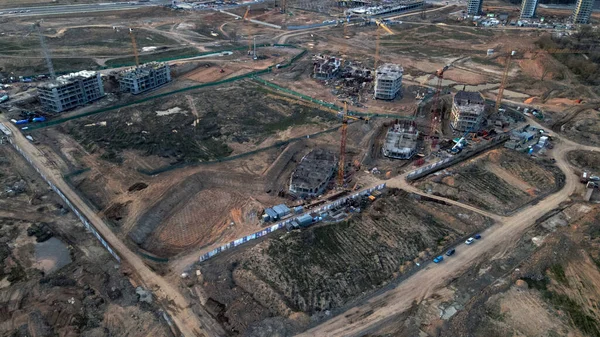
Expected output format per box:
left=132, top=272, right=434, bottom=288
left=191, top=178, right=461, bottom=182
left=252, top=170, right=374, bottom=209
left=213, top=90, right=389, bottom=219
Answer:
left=118, top=62, right=171, bottom=95
left=571, top=0, right=594, bottom=23
left=374, top=63, right=403, bottom=100
left=467, top=0, right=483, bottom=16
left=37, top=71, right=105, bottom=113
left=520, top=0, right=539, bottom=18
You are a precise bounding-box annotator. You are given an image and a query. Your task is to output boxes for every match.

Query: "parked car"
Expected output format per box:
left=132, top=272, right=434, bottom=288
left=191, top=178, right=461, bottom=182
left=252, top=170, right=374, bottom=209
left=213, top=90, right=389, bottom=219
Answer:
left=446, top=248, right=456, bottom=256
left=433, top=256, right=444, bottom=263
left=465, top=237, right=475, bottom=245
left=474, top=234, right=481, bottom=240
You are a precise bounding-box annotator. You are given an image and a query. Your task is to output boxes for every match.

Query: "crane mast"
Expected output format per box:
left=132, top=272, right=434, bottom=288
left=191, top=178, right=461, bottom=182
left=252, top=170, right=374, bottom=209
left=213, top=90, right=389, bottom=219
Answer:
left=34, top=21, right=56, bottom=80
left=129, top=28, right=140, bottom=67
left=495, top=50, right=516, bottom=113
left=337, top=102, right=348, bottom=187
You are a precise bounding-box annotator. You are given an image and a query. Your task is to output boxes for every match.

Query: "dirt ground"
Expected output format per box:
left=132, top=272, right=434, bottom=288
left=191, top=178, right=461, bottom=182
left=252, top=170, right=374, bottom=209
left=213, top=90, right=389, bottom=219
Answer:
left=567, top=150, right=600, bottom=175
left=0, top=144, right=171, bottom=336
left=417, top=148, right=565, bottom=215
left=191, top=188, right=493, bottom=335
left=55, top=81, right=338, bottom=167
left=365, top=203, right=600, bottom=337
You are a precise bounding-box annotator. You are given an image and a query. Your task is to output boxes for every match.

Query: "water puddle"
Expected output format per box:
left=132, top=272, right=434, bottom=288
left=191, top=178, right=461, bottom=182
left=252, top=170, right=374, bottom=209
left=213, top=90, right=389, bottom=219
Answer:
left=34, top=237, right=72, bottom=274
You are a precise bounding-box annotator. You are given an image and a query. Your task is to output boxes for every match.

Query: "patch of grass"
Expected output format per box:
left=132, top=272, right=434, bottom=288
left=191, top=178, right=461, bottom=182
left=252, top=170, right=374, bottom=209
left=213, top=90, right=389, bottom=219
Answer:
left=550, top=264, right=568, bottom=285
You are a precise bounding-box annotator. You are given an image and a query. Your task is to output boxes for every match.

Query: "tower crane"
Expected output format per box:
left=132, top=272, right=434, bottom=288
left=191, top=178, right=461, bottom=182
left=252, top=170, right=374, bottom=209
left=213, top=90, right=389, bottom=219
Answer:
left=337, top=102, right=369, bottom=187
left=129, top=28, right=140, bottom=67
left=429, top=64, right=449, bottom=146
left=32, top=21, right=56, bottom=80
left=374, top=19, right=394, bottom=70
left=243, top=6, right=255, bottom=58
left=494, top=50, right=515, bottom=114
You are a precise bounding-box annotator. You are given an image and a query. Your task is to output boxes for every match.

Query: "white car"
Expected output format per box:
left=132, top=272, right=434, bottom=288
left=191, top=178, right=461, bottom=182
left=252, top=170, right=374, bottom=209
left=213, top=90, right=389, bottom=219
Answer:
left=465, top=237, right=475, bottom=245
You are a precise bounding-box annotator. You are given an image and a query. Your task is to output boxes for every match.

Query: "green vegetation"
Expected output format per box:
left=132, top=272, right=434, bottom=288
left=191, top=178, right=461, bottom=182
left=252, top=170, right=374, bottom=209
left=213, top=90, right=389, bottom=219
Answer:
left=537, top=29, right=600, bottom=85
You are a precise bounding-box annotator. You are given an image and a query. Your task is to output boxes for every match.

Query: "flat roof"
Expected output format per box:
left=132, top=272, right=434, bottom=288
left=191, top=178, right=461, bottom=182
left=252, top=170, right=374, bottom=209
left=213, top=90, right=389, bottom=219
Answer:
left=291, top=149, right=337, bottom=191
left=376, top=63, right=403, bottom=80
left=38, top=70, right=98, bottom=89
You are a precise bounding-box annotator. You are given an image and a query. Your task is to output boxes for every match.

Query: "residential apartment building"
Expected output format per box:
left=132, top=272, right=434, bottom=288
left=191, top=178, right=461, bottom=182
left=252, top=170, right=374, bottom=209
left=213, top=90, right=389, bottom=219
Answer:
left=520, top=0, right=539, bottom=18
left=450, top=90, right=486, bottom=132
left=374, top=63, right=403, bottom=100
left=571, top=0, right=594, bottom=23
left=37, top=71, right=105, bottom=113
left=467, top=0, right=483, bottom=15
left=119, top=62, right=171, bottom=95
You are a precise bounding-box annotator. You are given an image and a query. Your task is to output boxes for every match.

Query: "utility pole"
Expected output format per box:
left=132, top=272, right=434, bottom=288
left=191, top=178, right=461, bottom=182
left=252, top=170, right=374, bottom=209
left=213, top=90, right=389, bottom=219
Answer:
left=33, top=21, right=56, bottom=80
left=253, top=37, right=257, bottom=59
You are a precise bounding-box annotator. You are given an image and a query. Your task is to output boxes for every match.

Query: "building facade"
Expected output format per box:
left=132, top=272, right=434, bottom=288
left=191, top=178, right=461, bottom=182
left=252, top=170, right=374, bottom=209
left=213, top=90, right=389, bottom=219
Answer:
left=374, top=63, right=403, bottom=100
left=571, top=0, right=594, bottom=24
left=119, top=62, right=171, bottom=95
left=467, top=0, right=483, bottom=15
left=450, top=91, right=486, bottom=132
left=38, top=71, right=105, bottom=113
left=520, top=0, right=539, bottom=18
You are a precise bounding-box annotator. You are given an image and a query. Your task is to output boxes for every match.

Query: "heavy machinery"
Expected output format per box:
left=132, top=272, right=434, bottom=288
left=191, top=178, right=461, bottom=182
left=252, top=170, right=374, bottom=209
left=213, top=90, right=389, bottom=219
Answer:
left=494, top=50, right=515, bottom=114
left=374, top=19, right=394, bottom=70
left=129, top=28, right=140, bottom=67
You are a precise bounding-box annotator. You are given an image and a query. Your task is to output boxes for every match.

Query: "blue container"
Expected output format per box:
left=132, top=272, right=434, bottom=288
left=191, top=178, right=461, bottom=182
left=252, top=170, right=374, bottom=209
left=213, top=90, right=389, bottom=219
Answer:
left=297, top=214, right=313, bottom=227
left=265, top=208, right=278, bottom=220
left=15, top=119, right=29, bottom=125
left=32, top=116, right=46, bottom=122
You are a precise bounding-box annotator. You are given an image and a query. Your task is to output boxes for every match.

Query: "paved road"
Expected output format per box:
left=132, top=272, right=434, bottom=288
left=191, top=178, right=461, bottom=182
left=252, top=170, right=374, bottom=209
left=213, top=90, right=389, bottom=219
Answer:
left=298, top=119, right=600, bottom=336
left=0, top=1, right=165, bottom=17
left=1, top=115, right=224, bottom=337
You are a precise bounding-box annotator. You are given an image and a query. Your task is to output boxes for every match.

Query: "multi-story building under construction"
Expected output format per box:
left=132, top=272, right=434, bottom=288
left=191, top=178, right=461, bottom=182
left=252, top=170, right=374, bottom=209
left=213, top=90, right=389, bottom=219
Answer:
left=37, top=70, right=105, bottom=113
left=118, top=62, right=171, bottom=95
left=450, top=90, right=485, bottom=132
left=571, top=0, right=594, bottom=24
left=520, top=0, right=539, bottom=18
left=374, top=63, right=403, bottom=100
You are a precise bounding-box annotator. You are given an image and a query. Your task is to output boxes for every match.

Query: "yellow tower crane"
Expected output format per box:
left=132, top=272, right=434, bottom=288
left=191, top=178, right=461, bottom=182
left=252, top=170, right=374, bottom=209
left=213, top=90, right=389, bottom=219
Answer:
left=374, top=19, right=394, bottom=70
left=129, top=28, right=140, bottom=67
left=495, top=50, right=515, bottom=114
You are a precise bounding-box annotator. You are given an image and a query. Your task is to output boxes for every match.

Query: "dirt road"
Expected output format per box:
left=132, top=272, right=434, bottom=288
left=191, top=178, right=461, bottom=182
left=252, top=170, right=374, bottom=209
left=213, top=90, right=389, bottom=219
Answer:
left=1, top=117, right=224, bottom=337
left=299, top=122, right=600, bottom=336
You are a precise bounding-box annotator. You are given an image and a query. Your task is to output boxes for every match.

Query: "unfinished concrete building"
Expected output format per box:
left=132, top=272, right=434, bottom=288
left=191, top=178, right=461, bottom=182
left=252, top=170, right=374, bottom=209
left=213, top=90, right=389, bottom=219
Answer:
left=119, top=62, right=171, bottom=95
left=520, top=0, right=539, bottom=18
left=571, top=0, right=594, bottom=23
left=382, top=122, right=419, bottom=159
left=336, top=0, right=371, bottom=7
left=289, top=149, right=337, bottom=198
left=467, top=0, right=483, bottom=15
left=37, top=71, right=105, bottom=113
left=450, top=91, right=486, bottom=132
left=313, top=55, right=342, bottom=80
left=374, top=63, right=403, bottom=100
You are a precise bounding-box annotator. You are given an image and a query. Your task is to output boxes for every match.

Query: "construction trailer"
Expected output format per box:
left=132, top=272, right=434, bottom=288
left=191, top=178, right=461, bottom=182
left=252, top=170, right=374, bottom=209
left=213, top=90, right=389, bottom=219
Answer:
left=37, top=71, right=105, bottom=113
left=118, top=62, right=171, bottom=95
left=450, top=91, right=486, bottom=132
left=374, top=63, right=403, bottom=100
left=289, top=149, right=337, bottom=198
left=382, top=122, right=419, bottom=159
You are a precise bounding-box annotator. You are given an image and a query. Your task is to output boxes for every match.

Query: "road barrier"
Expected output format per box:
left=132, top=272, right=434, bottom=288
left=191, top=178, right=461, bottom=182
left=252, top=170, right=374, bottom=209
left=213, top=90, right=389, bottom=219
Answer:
left=7, top=138, right=121, bottom=262
left=198, top=183, right=386, bottom=263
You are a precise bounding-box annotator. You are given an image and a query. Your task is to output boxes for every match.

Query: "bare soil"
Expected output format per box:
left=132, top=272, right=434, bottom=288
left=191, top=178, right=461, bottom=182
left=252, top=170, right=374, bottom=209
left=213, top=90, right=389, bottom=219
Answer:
left=193, top=188, right=492, bottom=335
left=417, top=148, right=564, bottom=215
left=0, top=145, right=171, bottom=336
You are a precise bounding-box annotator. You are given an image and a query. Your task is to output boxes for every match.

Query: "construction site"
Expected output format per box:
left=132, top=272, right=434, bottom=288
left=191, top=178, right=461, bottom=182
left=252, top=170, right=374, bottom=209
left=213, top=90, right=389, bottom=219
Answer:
left=0, top=0, right=599, bottom=336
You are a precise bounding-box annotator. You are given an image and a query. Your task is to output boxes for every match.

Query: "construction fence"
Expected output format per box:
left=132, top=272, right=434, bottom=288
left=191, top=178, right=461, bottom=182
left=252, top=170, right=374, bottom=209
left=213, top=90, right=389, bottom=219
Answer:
left=406, top=134, right=509, bottom=181
left=7, top=137, right=121, bottom=263
left=198, top=183, right=387, bottom=263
